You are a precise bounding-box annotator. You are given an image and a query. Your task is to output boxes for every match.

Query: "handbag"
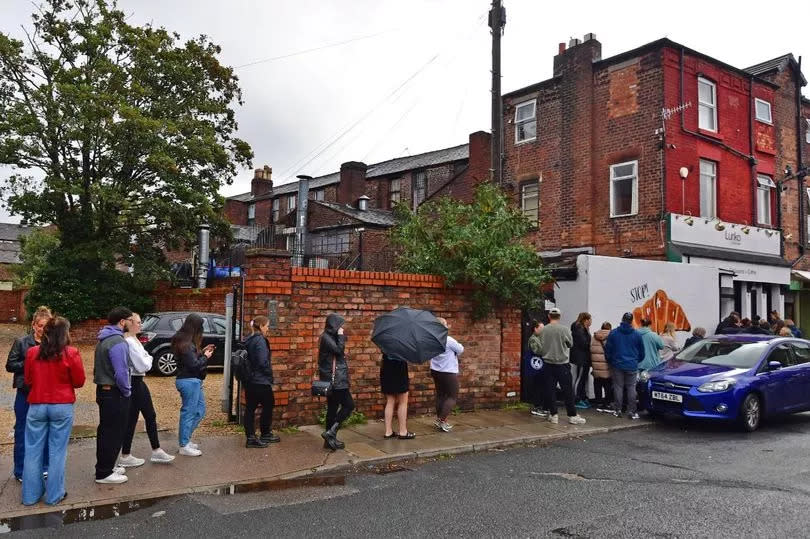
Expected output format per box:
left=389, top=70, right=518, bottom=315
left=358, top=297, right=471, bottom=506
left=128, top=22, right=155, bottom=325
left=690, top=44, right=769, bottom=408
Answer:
left=311, top=357, right=336, bottom=397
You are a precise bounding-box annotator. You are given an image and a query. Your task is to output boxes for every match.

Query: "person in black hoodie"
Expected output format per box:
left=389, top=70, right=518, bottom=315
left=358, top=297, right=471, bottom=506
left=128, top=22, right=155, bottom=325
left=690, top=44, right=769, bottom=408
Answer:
left=319, top=314, right=354, bottom=451
left=172, top=314, right=214, bottom=457
left=243, top=316, right=280, bottom=448
left=5, top=306, right=52, bottom=482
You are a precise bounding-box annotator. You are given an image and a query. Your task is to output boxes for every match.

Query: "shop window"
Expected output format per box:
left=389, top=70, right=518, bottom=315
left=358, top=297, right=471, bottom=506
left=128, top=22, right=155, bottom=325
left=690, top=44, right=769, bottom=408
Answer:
left=699, top=159, right=717, bottom=218
left=413, top=171, right=427, bottom=208
left=757, top=174, right=775, bottom=226
left=390, top=178, right=401, bottom=207
left=610, top=160, right=638, bottom=217
left=755, top=99, right=772, bottom=124
left=521, top=181, right=539, bottom=226
left=515, top=100, right=537, bottom=143
left=698, top=77, right=717, bottom=132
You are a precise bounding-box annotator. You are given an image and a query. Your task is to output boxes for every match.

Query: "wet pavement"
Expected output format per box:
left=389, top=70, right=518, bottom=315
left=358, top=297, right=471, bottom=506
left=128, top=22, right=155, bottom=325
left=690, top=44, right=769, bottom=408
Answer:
left=0, top=407, right=646, bottom=525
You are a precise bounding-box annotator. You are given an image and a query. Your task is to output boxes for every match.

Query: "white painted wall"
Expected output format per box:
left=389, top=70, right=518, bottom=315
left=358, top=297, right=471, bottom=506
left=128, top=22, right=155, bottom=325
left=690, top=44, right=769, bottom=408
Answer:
left=556, top=255, right=719, bottom=347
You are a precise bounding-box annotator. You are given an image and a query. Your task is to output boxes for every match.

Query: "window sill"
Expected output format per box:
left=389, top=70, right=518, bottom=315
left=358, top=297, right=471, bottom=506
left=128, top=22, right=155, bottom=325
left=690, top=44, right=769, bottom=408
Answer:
left=610, top=212, right=639, bottom=219
left=515, top=138, right=537, bottom=146
left=698, top=128, right=724, bottom=141
left=755, top=118, right=773, bottom=126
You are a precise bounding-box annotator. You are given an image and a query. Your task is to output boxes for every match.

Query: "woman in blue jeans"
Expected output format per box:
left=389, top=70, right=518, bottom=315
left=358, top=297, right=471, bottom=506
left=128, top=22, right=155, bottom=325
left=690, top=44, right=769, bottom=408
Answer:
left=172, top=314, right=214, bottom=457
left=22, top=316, right=85, bottom=505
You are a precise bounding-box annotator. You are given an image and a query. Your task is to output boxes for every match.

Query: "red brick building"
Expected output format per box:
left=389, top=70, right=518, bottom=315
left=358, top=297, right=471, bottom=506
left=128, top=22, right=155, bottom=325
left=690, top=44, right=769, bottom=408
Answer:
left=224, top=132, right=490, bottom=271
left=498, top=35, right=809, bottom=328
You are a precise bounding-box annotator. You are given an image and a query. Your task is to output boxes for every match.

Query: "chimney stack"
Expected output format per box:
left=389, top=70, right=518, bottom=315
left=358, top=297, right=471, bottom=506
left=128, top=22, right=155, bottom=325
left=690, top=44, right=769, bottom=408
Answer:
left=558, top=42, right=566, bottom=54
left=554, top=32, right=601, bottom=77
left=338, top=161, right=368, bottom=206
left=251, top=165, right=273, bottom=197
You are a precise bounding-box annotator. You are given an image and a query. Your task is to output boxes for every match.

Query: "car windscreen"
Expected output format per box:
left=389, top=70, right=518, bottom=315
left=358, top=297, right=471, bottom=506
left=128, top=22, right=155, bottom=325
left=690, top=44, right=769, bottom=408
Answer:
left=675, top=340, right=769, bottom=369
left=141, top=315, right=160, bottom=331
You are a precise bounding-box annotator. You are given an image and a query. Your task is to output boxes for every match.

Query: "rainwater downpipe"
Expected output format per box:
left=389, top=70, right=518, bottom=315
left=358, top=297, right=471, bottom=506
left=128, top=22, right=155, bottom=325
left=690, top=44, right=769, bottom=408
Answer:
left=795, top=56, right=806, bottom=254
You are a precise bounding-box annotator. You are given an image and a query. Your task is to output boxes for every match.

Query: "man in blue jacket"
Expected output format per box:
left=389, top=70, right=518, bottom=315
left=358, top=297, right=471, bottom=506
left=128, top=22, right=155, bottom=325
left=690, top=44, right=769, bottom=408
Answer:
left=605, top=312, right=645, bottom=420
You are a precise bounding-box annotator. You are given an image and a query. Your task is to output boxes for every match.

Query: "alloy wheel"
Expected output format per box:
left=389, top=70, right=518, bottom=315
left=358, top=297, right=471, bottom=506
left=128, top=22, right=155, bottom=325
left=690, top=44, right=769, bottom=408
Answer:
left=742, top=394, right=761, bottom=432
left=157, top=351, right=177, bottom=376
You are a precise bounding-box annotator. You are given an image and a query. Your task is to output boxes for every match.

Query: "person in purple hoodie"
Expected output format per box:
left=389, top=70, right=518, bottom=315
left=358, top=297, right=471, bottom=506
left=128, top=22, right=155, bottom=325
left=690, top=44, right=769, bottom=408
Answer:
left=93, top=307, right=133, bottom=484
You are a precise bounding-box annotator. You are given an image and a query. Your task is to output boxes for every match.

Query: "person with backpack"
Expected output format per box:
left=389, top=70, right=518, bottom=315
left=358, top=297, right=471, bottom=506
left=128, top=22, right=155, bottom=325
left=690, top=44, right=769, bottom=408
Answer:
left=243, top=316, right=280, bottom=448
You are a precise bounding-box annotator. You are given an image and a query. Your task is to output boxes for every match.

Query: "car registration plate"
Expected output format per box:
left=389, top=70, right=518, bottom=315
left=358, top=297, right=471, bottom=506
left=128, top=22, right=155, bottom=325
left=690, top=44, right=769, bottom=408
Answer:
left=652, top=391, right=683, bottom=403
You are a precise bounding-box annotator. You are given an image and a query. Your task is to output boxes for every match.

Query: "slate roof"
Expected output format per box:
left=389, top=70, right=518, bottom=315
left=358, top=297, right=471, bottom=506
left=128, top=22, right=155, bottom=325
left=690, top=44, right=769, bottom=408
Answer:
left=229, top=143, right=469, bottom=202
left=0, top=223, right=36, bottom=242
left=744, top=53, right=807, bottom=85
left=312, top=201, right=396, bottom=227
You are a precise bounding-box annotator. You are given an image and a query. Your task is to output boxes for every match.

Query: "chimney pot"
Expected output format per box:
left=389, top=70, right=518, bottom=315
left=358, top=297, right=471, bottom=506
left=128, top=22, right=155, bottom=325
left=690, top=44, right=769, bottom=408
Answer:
left=584, top=32, right=596, bottom=42
left=357, top=195, right=370, bottom=211
left=558, top=42, right=566, bottom=54
left=568, top=38, right=581, bottom=48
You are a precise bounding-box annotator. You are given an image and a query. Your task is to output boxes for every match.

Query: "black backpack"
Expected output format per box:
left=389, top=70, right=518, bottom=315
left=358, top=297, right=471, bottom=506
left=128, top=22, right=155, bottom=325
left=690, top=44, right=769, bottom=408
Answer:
left=231, top=347, right=252, bottom=384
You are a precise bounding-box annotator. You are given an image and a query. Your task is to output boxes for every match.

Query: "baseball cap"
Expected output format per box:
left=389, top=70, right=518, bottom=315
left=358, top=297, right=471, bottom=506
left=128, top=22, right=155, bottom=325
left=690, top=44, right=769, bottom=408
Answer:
left=621, top=312, right=634, bottom=323
left=548, top=307, right=562, bottom=316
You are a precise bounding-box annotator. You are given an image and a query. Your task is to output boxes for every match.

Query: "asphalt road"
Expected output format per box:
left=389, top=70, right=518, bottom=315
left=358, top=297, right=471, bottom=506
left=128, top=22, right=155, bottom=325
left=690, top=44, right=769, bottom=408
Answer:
left=9, top=413, right=810, bottom=538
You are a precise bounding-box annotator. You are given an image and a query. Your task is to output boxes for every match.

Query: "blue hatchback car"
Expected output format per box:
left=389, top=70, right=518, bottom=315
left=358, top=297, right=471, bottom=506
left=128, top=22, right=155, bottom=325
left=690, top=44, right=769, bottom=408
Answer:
left=642, top=335, right=810, bottom=431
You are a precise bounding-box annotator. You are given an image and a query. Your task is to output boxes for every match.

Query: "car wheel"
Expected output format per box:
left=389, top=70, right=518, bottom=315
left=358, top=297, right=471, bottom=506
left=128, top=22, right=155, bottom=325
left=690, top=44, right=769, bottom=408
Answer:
left=739, top=393, right=762, bottom=432
left=155, top=350, right=177, bottom=377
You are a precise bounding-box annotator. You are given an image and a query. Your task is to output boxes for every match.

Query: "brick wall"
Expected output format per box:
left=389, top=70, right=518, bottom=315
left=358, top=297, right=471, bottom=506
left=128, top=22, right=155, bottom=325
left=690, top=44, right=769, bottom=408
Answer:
left=0, top=288, right=27, bottom=322
left=70, top=319, right=107, bottom=343
left=242, top=251, right=521, bottom=426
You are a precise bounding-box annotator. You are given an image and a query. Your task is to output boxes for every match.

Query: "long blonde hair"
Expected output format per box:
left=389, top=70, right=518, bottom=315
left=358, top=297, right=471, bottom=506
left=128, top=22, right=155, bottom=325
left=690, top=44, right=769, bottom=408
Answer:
left=663, top=322, right=676, bottom=338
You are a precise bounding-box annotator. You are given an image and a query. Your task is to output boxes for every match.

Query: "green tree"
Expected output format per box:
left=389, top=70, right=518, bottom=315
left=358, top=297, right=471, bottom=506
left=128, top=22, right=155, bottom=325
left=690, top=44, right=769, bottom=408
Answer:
left=12, top=228, right=60, bottom=287
left=390, top=183, right=549, bottom=318
left=0, top=0, right=252, bottom=320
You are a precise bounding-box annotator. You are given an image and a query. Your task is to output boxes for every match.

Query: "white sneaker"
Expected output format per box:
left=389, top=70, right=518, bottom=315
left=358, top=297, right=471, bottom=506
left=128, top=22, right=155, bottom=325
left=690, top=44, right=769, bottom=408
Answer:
left=569, top=416, right=587, bottom=425
left=188, top=441, right=200, bottom=451
left=548, top=414, right=559, bottom=424
left=118, top=454, right=145, bottom=468
left=179, top=445, right=202, bottom=457
left=150, top=448, right=175, bottom=463
left=433, top=419, right=442, bottom=429
left=439, top=420, right=453, bottom=432
left=114, top=466, right=126, bottom=475
left=95, top=472, right=128, bottom=484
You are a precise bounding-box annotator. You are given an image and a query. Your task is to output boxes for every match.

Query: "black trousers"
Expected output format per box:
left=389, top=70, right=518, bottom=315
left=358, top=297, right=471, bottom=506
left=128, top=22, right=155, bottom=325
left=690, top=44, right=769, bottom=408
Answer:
left=244, top=384, right=275, bottom=438
left=123, top=377, right=160, bottom=454
left=543, top=363, right=576, bottom=417
left=594, top=378, right=613, bottom=406
left=95, top=386, right=130, bottom=479
left=431, top=370, right=459, bottom=420
left=325, top=389, right=355, bottom=428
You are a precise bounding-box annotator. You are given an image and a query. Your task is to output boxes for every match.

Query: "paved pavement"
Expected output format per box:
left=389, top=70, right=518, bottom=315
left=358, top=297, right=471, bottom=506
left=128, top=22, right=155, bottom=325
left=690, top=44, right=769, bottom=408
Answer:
left=7, top=412, right=810, bottom=537
left=0, top=408, right=644, bottom=519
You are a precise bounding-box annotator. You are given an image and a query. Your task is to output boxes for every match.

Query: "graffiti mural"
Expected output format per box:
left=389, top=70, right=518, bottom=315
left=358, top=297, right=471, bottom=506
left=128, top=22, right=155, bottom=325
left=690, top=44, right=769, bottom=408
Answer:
left=632, top=289, right=691, bottom=333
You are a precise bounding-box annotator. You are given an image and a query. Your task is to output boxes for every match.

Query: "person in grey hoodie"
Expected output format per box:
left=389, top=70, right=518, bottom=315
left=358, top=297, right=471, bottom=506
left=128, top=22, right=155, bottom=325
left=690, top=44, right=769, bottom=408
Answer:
left=538, top=308, right=586, bottom=425
left=94, top=307, right=133, bottom=484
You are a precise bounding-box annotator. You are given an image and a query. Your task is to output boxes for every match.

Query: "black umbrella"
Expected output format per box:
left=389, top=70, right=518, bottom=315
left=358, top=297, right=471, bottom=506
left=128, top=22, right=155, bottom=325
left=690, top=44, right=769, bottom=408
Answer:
left=371, top=307, right=448, bottom=364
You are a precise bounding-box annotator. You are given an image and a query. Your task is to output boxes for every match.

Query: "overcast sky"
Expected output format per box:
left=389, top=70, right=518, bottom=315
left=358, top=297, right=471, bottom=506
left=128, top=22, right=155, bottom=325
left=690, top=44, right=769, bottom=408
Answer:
left=1, top=0, right=808, bottom=223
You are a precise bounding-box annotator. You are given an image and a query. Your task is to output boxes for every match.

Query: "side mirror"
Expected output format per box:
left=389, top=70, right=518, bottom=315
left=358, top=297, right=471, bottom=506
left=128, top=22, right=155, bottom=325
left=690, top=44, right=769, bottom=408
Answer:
left=768, top=361, right=783, bottom=371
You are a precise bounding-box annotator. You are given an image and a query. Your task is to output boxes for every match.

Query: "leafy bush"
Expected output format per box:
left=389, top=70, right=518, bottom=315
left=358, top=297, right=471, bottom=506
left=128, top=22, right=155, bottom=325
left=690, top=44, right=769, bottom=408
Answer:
left=317, top=409, right=368, bottom=427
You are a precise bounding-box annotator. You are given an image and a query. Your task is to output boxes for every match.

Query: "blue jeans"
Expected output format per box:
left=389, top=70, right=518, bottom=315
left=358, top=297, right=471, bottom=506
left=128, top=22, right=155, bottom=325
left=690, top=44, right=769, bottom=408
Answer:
left=175, top=378, right=205, bottom=447
left=22, top=403, right=73, bottom=505
left=14, top=390, right=48, bottom=480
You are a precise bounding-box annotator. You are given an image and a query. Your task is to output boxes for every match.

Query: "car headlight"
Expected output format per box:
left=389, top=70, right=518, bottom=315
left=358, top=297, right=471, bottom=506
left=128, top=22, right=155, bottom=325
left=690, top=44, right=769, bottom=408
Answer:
left=638, top=371, right=651, bottom=383
left=697, top=380, right=735, bottom=393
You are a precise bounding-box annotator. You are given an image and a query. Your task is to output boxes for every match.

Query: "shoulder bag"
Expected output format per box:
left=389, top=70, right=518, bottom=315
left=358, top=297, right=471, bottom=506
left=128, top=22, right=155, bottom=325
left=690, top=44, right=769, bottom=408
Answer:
left=311, top=357, right=335, bottom=397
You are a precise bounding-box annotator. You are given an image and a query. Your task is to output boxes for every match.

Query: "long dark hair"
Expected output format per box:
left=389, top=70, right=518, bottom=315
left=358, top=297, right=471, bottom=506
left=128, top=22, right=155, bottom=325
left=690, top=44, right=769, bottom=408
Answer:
left=171, top=314, right=204, bottom=356
left=38, top=317, right=71, bottom=360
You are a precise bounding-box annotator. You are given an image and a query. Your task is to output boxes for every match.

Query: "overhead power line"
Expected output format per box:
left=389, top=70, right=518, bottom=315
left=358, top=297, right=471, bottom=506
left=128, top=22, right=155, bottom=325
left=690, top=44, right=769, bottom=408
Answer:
left=234, top=31, right=391, bottom=69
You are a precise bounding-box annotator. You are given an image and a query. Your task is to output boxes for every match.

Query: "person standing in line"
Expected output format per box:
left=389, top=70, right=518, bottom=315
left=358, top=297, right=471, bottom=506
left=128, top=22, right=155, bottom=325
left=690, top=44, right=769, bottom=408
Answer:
left=6, top=306, right=52, bottom=483
left=779, top=327, right=793, bottom=337
left=750, top=319, right=773, bottom=335
left=527, top=319, right=548, bottom=417
left=715, top=312, right=740, bottom=335
left=590, top=322, right=613, bottom=412
left=659, top=322, right=680, bottom=361
left=243, top=316, right=280, bottom=448
left=380, top=353, right=414, bottom=439
left=637, top=319, right=664, bottom=372
left=21, top=317, right=85, bottom=506
left=319, top=314, right=354, bottom=451
left=605, top=313, right=645, bottom=420
left=538, top=308, right=586, bottom=425
left=684, top=327, right=706, bottom=348
left=570, top=312, right=593, bottom=409
left=785, top=319, right=802, bottom=339
left=119, top=313, right=175, bottom=466
left=173, top=314, right=214, bottom=457
left=94, top=307, right=133, bottom=484
left=430, top=317, right=464, bottom=433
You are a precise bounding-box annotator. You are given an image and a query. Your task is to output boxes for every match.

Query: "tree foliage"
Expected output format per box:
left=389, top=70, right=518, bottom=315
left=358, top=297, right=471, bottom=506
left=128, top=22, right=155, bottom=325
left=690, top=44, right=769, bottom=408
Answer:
left=0, top=0, right=253, bottom=320
left=13, top=228, right=60, bottom=287
left=390, top=183, right=549, bottom=318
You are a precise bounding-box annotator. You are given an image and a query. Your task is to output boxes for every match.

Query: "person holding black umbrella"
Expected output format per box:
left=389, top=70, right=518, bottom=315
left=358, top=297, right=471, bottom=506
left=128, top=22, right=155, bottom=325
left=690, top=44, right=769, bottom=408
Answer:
left=319, top=314, right=354, bottom=451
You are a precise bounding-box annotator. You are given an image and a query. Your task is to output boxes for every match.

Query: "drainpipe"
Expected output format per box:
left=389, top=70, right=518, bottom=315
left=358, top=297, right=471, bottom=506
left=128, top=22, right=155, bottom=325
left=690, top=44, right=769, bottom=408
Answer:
left=293, top=175, right=311, bottom=267
left=197, top=224, right=210, bottom=289
left=796, top=56, right=806, bottom=254
left=749, top=75, right=758, bottom=237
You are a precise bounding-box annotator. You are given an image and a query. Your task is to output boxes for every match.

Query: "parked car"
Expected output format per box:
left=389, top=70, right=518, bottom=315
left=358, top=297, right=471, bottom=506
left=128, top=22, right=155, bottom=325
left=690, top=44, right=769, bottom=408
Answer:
left=138, top=312, right=229, bottom=376
left=642, top=334, right=810, bottom=431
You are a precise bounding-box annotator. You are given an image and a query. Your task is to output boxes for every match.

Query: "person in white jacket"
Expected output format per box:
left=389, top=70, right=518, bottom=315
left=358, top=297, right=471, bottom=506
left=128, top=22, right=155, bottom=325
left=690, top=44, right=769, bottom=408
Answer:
left=430, top=317, right=464, bottom=433
left=118, top=314, right=175, bottom=466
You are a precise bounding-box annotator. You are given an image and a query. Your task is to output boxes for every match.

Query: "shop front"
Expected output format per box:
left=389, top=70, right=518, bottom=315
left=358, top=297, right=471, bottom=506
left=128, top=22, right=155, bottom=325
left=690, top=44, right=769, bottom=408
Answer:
left=667, top=213, right=792, bottom=324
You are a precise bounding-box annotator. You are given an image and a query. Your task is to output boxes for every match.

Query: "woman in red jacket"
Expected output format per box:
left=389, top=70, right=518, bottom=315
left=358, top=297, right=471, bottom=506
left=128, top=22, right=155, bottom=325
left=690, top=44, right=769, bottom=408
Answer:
left=22, top=317, right=85, bottom=506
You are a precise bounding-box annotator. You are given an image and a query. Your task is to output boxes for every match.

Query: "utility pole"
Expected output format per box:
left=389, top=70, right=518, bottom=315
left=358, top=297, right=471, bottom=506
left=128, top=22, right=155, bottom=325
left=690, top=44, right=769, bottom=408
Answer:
left=489, top=0, right=505, bottom=185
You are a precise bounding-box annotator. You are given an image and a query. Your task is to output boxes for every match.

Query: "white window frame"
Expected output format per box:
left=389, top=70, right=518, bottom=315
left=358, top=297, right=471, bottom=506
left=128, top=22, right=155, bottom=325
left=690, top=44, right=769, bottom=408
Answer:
left=754, top=98, right=772, bottom=124
left=698, top=77, right=717, bottom=132
left=609, top=160, right=639, bottom=218
left=806, top=118, right=810, bottom=144
left=514, top=100, right=537, bottom=144
left=272, top=198, right=279, bottom=222
left=520, top=180, right=539, bottom=226
left=389, top=177, right=401, bottom=207
left=757, top=174, right=775, bottom=226
left=247, top=203, right=256, bottom=224
left=288, top=194, right=296, bottom=212
left=699, top=159, right=717, bottom=219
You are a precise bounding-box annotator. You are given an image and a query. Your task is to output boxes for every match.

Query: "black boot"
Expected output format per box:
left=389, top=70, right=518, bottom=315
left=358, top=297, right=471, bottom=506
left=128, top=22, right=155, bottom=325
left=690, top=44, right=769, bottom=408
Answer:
left=321, top=422, right=339, bottom=450
left=260, top=432, right=281, bottom=444
left=333, top=438, right=345, bottom=450
left=246, top=436, right=268, bottom=448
